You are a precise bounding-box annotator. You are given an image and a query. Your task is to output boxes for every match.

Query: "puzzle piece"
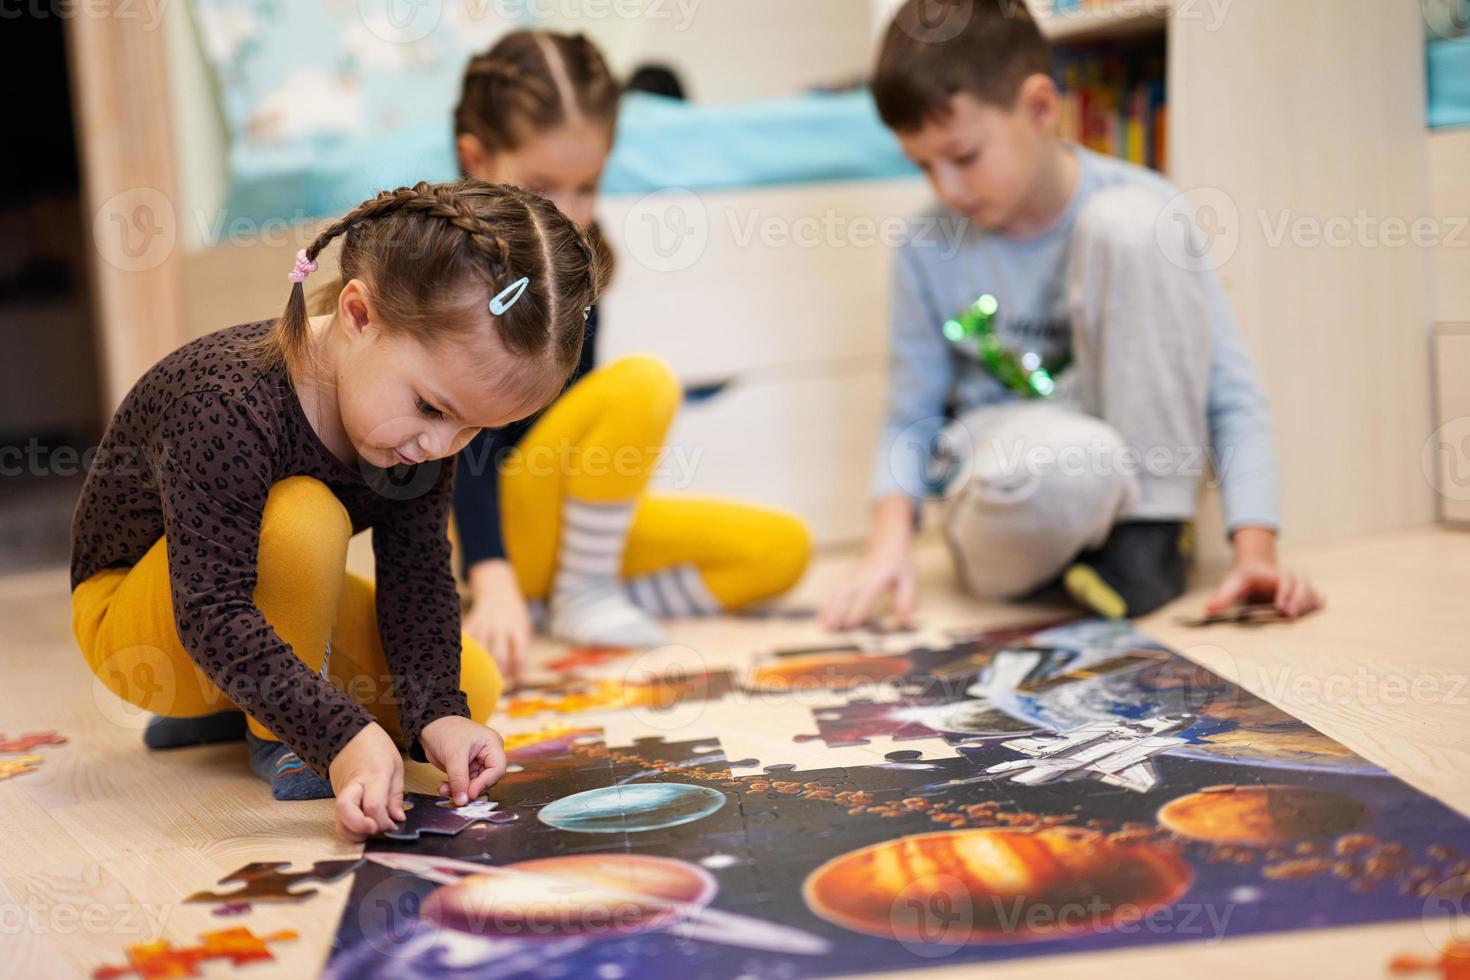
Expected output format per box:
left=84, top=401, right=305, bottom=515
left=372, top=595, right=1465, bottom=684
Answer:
left=545, top=646, right=633, bottom=674
left=185, top=860, right=363, bottom=904
left=508, top=669, right=735, bottom=719
left=211, top=902, right=251, bottom=917
left=1177, top=603, right=1290, bottom=628
left=1389, top=939, right=1470, bottom=978
left=91, top=927, right=297, bottom=979
left=379, top=794, right=503, bottom=841
left=0, top=731, right=66, bottom=753
left=0, top=754, right=43, bottom=780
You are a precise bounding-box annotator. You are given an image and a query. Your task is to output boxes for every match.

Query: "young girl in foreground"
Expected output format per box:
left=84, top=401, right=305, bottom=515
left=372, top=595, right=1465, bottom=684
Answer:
left=452, top=31, right=811, bottom=675
left=70, top=179, right=602, bottom=840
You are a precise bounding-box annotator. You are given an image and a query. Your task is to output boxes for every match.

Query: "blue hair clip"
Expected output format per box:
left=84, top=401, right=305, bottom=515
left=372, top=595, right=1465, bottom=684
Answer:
left=489, top=276, right=530, bottom=316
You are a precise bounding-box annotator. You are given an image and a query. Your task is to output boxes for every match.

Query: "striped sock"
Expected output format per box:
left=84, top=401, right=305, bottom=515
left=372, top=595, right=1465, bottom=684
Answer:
left=548, top=498, right=667, bottom=648
left=625, top=564, right=723, bottom=618
left=246, top=730, right=334, bottom=801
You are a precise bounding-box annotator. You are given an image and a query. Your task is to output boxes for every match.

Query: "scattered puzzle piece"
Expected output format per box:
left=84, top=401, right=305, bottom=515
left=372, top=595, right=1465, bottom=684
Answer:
left=0, top=754, right=43, bottom=780
left=185, top=860, right=363, bottom=904
left=1390, top=940, right=1470, bottom=979
left=380, top=794, right=503, bottom=841
left=0, top=731, right=67, bottom=753
left=1177, top=603, right=1289, bottom=628
left=545, top=646, right=633, bottom=674
left=211, top=902, right=252, bottom=917
left=91, top=927, right=298, bottom=979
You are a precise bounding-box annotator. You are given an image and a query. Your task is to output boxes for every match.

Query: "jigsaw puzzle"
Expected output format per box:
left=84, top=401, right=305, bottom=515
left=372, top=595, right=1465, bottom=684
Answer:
left=91, top=927, right=298, bottom=979
left=0, top=754, right=44, bottom=781
left=0, top=730, right=67, bottom=753
left=324, top=617, right=1470, bottom=978
left=185, top=860, right=363, bottom=904
left=379, top=794, right=511, bottom=841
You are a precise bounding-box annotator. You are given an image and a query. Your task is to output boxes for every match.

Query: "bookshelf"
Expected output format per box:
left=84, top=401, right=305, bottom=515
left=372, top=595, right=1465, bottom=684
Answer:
left=1031, top=0, right=1437, bottom=556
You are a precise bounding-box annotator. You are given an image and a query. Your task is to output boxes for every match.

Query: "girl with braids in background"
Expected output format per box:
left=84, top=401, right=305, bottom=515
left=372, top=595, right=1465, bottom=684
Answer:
left=70, top=180, right=604, bottom=840
left=452, top=31, right=810, bottom=674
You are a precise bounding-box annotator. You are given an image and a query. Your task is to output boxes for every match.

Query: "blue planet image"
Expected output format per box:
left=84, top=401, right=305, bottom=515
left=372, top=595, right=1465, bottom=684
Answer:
left=538, top=783, right=727, bottom=834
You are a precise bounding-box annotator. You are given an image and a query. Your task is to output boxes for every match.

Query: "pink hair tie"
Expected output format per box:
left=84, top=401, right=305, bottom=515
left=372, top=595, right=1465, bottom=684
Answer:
left=288, top=249, right=318, bottom=284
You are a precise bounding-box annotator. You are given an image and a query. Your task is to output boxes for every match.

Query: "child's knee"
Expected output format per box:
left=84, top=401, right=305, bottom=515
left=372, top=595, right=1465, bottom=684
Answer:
left=944, top=405, right=1138, bottom=597
left=1074, top=185, right=1167, bottom=262
left=459, top=634, right=504, bottom=723
left=258, top=477, right=352, bottom=578
left=760, top=513, right=812, bottom=597
left=601, top=355, right=681, bottom=427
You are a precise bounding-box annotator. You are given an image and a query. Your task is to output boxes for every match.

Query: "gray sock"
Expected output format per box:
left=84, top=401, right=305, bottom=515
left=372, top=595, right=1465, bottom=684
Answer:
left=143, top=711, right=246, bottom=750
left=245, top=730, right=334, bottom=801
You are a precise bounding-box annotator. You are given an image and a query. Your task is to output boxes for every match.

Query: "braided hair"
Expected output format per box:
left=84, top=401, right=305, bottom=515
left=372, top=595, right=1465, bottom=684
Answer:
left=454, top=30, right=620, bottom=155
left=260, top=179, right=606, bottom=403
left=454, top=31, right=621, bottom=281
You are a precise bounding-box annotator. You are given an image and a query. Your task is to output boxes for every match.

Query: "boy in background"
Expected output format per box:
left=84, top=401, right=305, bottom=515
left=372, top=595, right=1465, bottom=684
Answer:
left=822, top=0, right=1322, bottom=628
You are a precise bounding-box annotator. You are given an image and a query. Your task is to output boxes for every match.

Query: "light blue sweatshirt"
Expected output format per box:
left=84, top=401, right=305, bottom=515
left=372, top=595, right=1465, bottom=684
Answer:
left=871, top=145, right=1279, bottom=534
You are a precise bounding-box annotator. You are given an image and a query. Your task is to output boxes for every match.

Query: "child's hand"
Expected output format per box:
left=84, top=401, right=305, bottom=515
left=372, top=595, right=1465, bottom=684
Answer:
left=822, top=496, right=919, bottom=631
left=465, top=559, right=531, bottom=683
left=420, top=716, right=508, bottom=806
left=1208, top=527, right=1324, bottom=620
left=821, top=546, right=918, bottom=631
left=328, top=722, right=407, bottom=841
left=1207, top=560, right=1324, bottom=620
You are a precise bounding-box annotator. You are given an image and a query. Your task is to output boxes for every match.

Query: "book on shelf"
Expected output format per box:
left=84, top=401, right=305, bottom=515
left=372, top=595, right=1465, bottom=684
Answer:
left=1054, top=46, right=1168, bottom=172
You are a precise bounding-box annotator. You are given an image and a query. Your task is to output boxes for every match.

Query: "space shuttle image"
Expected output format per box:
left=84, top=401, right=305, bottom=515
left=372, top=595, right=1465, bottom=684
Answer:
left=983, top=714, right=1196, bottom=793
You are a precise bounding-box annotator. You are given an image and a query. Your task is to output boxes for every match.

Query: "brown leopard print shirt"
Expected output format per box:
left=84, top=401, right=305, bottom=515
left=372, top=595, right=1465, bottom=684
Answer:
left=70, top=320, right=472, bottom=777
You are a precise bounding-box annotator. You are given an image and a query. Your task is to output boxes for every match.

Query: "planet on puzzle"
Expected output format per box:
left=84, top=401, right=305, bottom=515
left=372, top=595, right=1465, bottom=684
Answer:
left=749, top=654, right=912, bottom=692
left=420, top=854, right=716, bottom=939
left=803, top=827, right=1193, bottom=944
left=1157, top=785, right=1367, bottom=846
left=538, top=783, right=727, bottom=834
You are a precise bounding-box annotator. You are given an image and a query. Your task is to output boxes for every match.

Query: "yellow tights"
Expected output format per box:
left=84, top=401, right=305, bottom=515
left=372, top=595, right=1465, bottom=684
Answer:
left=493, top=355, right=811, bottom=606
left=72, top=476, right=502, bottom=744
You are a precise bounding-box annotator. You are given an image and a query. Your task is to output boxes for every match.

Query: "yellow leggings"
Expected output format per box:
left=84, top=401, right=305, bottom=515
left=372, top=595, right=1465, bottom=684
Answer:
left=492, top=355, right=811, bottom=606
left=72, top=477, right=503, bottom=744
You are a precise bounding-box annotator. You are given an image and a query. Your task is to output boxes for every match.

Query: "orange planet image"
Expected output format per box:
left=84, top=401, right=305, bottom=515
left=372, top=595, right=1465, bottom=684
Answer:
left=803, top=827, right=1193, bottom=945
left=420, top=854, right=716, bottom=940
left=749, top=654, right=912, bottom=693
left=1158, top=785, right=1367, bottom=846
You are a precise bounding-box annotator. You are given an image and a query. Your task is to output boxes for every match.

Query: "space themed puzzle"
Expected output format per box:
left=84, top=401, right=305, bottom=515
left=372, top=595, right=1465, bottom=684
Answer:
left=323, top=617, right=1470, bottom=978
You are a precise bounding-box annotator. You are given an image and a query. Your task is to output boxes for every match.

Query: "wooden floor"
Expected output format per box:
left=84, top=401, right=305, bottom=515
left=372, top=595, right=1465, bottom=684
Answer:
left=2, top=526, right=1468, bottom=979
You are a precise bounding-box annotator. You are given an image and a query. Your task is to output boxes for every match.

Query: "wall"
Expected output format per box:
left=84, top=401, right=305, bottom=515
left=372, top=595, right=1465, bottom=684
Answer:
left=539, top=0, right=875, bottom=103
left=1169, top=0, right=1437, bottom=551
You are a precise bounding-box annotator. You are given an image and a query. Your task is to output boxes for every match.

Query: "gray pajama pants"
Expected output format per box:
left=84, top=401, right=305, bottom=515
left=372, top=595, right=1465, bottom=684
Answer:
left=941, top=187, right=1212, bottom=599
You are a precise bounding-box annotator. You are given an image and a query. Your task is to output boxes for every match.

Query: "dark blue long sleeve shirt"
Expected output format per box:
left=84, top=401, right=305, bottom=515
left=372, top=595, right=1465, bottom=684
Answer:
left=453, top=307, right=600, bottom=574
